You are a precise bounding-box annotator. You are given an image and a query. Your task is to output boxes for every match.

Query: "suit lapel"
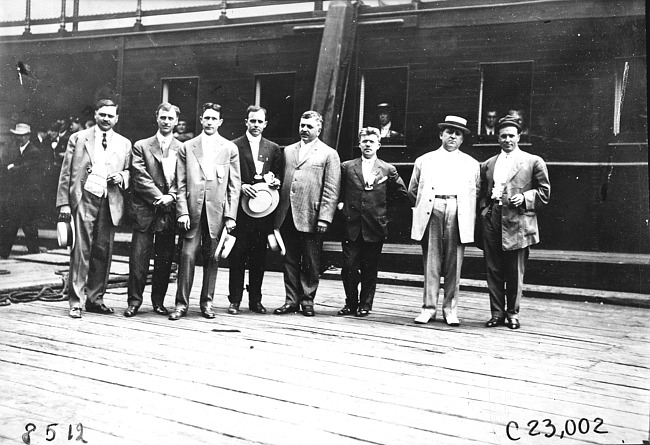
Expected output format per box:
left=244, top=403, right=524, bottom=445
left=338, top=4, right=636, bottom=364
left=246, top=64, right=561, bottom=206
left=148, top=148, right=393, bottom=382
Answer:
left=240, top=138, right=257, bottom=176
left=149, top=137, right=163, bottom=164
left=192, top=137, right=206, bottom=176
left=258, top=139, right=273, bottom=174
left=505, top=151, right=523, bottom=184
left=353, top=158, right=364, bottom=185
left=296, top=140, right=318, bottom=168
left=84, top=131, right=95, bottom=164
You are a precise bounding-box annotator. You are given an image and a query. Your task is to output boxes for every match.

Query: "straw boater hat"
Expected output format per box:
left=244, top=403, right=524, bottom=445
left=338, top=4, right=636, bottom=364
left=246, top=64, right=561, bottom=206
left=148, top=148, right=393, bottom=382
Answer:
left=214, top=227, right=236, bottom=260
left=241, top=182, right=280, bottom=218
left=9, top=123, right=31, bottom=135
left=56, top=217, right=75, bottom=249
left=437, top=116, right=471, bottom=135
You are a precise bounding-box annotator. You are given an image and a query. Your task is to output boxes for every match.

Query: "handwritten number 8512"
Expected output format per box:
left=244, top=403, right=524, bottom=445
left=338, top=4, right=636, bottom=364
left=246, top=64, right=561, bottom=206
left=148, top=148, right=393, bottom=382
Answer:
left=22, top=422, right=87, bottom=443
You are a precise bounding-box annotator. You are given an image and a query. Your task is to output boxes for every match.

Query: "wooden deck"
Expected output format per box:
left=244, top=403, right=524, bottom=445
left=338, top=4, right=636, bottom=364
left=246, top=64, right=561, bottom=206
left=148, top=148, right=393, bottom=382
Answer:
left=0, top=252, right=649, bottom=445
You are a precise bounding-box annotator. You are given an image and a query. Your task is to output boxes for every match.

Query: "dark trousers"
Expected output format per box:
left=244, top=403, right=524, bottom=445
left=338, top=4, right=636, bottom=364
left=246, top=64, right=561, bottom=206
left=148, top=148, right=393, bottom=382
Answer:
left=280, top=209, right=323, bottom=308
left=69, top=195, right=116, bottom=309
left=341, top=235, right=383, bottom=311
left=482, top=204, right=529, bottom=320
left=175, top=207, right=220, bottom=311
left=228, top=224, right=268, bottom=306
left=0, top=201, right=40, bottom=258
left=127, top=228, right=175, bottom=308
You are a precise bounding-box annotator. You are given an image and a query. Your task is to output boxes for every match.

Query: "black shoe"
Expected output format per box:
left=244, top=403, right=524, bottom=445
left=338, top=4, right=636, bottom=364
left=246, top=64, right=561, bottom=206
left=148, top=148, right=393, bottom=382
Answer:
left=485, top=316, right=505, bottom=328
left=249, top=302, right=266, bottom=314
left=274, top=304, right=298, bottom=315
left=152, top=305, right=169, bottom=316
left=69, top=307, right=82, bottom=318
left=227, top=303, right=240, bottom=315
left=355, top=309, right=370, bottom=317
left=168, top=309, right=187, bottom=321
left=202, top=308, right=216, bottom=319
left=337, top=305, right=355, bottom=316
left=301, top=306, right=315, bottom=317
left=123, top=305, right=139, bottom=318
left=85, top=303, right=114, bottom=315
left=507, top=318, right=521, bottom=330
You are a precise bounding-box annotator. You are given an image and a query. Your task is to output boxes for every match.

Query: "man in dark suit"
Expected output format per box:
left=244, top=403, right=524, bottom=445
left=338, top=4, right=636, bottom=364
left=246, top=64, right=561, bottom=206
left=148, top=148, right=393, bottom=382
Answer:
left=56, top=99, right=132, bottom=318
left=273, top=110, right=340, bottom=317
left=124, top=103, right=183, bottom=318
left=337, top=127, right=407, bottom=317
left=170, top=103, right=241, bottom=321
left=478, top=116, right=550, bottom=330
left=227, top=105, right=283, bottom=315
left=0, top=123, right=44, bottom=258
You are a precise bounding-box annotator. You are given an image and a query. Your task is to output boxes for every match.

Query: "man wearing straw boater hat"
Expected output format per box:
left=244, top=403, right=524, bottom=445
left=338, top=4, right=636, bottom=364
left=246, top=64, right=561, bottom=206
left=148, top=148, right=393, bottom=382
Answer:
left=227, top=105, right=283, bottom=315
left=408, top=115, right=479, bottom=326
left=56, top=99, right=132, bottom=318
left=0, top=123, right=44, bottom=258
left=477, top=115, right=550, bottom=330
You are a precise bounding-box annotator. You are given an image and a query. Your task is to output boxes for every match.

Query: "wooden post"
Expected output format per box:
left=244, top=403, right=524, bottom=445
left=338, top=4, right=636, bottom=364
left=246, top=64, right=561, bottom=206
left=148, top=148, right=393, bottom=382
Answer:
left=23, top=0, right=31, bottom=35
left=311, top=0, right=358, bottom=148
left=134, top=0, right=144, bottom=31
left=57, top=0, right=67, bottom=35
left=72, top=0, right=79, bottom=32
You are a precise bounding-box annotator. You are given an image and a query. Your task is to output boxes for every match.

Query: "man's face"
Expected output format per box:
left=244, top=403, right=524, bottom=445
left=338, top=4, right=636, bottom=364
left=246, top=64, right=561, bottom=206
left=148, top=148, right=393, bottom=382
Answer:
left=299, top=116, right=321, bottom=143
left=94, top=105, right=119, bottom=132
left=69, top=120, right=81, bottom=132
left=246, top=110, right=267, bottom=137
left=359, top=133, right=381, bottom=159
left=157, top=108, right=178, bottom=136
left=378, top=110, right=390, bottom=126
left=200, top=109, right=222, bottom=136
left=47, top=129, right=58, bottom=139
left=440, top=127, right=464, bottom=152
left=14, top=133, right=30, bottom=146
left=176, top=121, right=187, bottom=133
left=498, top=126, right=520, bottom=153
left=486, top=112, right=497, bottom=128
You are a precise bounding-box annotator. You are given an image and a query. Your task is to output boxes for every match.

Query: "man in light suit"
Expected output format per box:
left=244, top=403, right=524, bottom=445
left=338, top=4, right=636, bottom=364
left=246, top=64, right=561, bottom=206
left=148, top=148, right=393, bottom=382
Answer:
left=273, top=110, right=340, bottom=317
left=478, top=116, right=550, bottom=330
left=228, top=105, right=283, bottom=315
left=56, top=99, right=132, bottom=318
left=169, top=103, right=241, bottom=321
left=337, top=127, right=407, bottom=317
left=408, top=116, right=479, bottom=326
left=124, top=103, right=182, bottom=318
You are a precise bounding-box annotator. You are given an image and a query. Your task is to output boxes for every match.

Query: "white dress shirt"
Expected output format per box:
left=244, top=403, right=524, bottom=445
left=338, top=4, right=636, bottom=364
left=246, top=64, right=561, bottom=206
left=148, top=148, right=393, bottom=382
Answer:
left=361, top=156, right=377, bottom=187
left=431, top=148, right=464, bottom=196
left=298, top=139, right=317, bottom=162
left=491, top=147, right=519, bottom=200
left=202, top=132, right=219, bottom=181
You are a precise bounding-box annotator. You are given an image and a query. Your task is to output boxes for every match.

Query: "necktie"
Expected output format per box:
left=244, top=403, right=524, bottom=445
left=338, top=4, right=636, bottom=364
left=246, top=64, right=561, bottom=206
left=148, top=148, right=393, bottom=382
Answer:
left=102, top=133, right=107, bottom=150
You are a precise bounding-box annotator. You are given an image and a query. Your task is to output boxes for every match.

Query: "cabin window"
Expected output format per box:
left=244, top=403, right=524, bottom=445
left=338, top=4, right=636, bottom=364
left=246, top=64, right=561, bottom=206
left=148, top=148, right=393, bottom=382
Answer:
left=478, top=62, right=534, bottom=140
left=358, top=67, right=408, bottom=146
left=161, top=77, right=199, bottom=136
left=255, top=72, right=296, bottom=143
left=613, top=56, right=647, bottom=141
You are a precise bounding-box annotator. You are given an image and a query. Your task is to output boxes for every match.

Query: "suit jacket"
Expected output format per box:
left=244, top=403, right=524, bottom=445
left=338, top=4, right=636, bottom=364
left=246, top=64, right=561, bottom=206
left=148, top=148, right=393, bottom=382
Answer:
left=339, top=157, right=407, bottom=242
left=130, top=135, right=182, bottom=232
left=56, top=127, right=132, bottom=226
left=274, top=139, right=341, bottom=233
left=6, top=141, right=44, bottom=204
left=176, top=133, right=241, bottom=239
left=479, top=148, right=551, bottom=251
left=232, top=134, right=283, bottom=232
left=408, top=148, right=480, bottom=243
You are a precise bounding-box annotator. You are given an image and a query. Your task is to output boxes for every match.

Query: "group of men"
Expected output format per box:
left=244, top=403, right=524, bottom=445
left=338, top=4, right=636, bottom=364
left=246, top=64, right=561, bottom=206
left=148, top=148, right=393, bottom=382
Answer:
left=51, top=97, right=549, bottom=330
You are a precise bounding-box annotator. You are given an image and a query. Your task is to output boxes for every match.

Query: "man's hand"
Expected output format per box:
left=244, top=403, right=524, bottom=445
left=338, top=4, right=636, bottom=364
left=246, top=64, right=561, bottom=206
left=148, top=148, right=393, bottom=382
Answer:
left=267, top=178, right=281, bottom=190
left=153, top=194, right=174, bottom=207
left=107, top=173, right=123, bottom=186
left=225, top=218, right=236, bottom=234
left=508, top=193, right=525, bottom=207
left=241, top=184, right=258, bottom=198
left=177, top=215, right=190, bottom=231
left=58, top=205, right=71, bottom=220
left=317, top=221, right=329, bottom=234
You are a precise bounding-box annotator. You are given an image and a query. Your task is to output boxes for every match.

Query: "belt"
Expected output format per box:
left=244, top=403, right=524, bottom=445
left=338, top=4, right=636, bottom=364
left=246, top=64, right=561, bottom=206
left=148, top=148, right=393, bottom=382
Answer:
left=435, top=195, right=457, bottom=199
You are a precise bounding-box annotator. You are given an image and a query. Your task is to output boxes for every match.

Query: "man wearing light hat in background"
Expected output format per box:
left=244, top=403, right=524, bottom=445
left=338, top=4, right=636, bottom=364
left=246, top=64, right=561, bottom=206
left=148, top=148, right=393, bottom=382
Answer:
left=227, top=105, right=283, bottom=315
left=408, top=115, right=479, bottom=326
left=0, top=123, right=44, bottom=258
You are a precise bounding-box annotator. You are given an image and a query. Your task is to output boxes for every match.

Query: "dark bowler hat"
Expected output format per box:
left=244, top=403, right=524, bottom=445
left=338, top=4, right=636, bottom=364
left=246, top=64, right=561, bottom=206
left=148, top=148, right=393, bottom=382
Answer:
left=496, top=116, right=522, bottom=132
left=437, top=115, right=471, bottom=135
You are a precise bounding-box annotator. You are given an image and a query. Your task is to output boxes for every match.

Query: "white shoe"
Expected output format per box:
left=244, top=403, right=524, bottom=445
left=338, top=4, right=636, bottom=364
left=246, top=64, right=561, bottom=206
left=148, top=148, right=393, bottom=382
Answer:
left=414, top=308, right=436, bottom=324
left=444, top=313, right=460, bottom=326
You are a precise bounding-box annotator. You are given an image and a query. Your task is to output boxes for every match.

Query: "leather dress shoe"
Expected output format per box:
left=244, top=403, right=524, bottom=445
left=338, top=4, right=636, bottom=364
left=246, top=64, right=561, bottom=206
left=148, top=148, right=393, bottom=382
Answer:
left=301, top=306, right=315, bottom=317
left=249, top=302, right=267, bottom=314
left=202, top=308, right=216, bottom=319
left=337, top=305, right=355, bottom=316
left=123, top=305, right=139, bottom=318
left=507, top=318, right=521, bottom=330
left=69, top=307, right=82, bottom=318
left=273, top=304, right=298, bottom=315
left=85, top=303, right=114, bottom=315
left=227, top=303, right=240, bottom=315
left=168, top=309, right=187, bottom=321
left=485, top=316, right=505, bottom=328
left=443, top=313, right=460, bottom=327
left=152, top=305, right=169, bottom=316
left=414, top=308, right=436, bottom=324
left=355, top=309, right=370, bottom=317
